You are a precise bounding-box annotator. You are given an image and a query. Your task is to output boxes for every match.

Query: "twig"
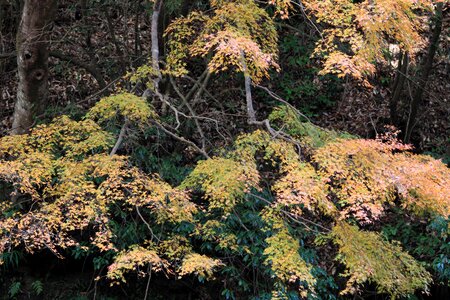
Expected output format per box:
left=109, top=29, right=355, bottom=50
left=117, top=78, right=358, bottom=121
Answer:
left=136, top=205, right=160, bottom=242
left=150, top=119, right=210, bottom=159
left=249, top=192, right=330, bottom=233
left=170, top=75, right=207, bottom=150
left=144, top=264, right=152, bottom=300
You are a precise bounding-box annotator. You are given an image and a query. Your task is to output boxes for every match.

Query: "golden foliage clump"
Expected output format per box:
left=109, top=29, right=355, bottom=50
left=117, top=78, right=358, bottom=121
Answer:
left=165, top=0, right=279, bottom=82
left=181, top=157, right=260, bottom=212
left=273, top=163, right=335, bottom=217
left=269, top=0, right=430, bottom=81
left=314, top=139, right=450, bottom=223
left=106, top=245, right=169, bottom=284
left=331, top=222, right=432, bottom=298
left=263, top=221, right=316, bottom=297
left=99, top=166, right=197, bottom=224
left=0, top=117, right=117, bottom=256
left=179, top=253, right=223, bottom=281
left=164, top=11, right=206, bottom=77
left=0, top=99, right=195, bottom=260
left=87, top=92, right=156, bottom=125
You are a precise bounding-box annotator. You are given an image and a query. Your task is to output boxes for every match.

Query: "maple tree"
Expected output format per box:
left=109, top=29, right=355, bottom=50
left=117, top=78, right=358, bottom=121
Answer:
left=1, top=99, right=448, bottom=297
left=0, top=0, right=448, bottom=299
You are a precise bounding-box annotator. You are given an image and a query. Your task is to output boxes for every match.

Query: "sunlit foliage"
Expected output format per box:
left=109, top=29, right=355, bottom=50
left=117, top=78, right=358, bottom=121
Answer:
left=179, top=253, right=223, bottom=281
left=270, top=0, right=431, bottom=80
left=331, top=222, right=432, bottom=297
left=107, top=245, right=169, bottom=284
left=263, top=221, right=316, bottom=297
left=1, top=108, right=448, bottom=297
left=87, top=92, right=156, bottom=125
left=165, top=0, right=279, bottom=82
left=181, top=157, right=260, bottom=212
left=315, top=138, right=450, bottom=224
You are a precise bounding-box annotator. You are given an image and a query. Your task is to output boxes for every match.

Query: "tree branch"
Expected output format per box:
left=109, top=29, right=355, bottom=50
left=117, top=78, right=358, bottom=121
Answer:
left=110, top=120, right=129, bottom=156
left=150, top=119, right=210, bottom=159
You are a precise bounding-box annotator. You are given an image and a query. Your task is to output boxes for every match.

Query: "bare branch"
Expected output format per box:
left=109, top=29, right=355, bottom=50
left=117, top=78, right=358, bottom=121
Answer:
left=110, top=120, right=129, bottom=156
left=150, top=119, right=210, bottom=159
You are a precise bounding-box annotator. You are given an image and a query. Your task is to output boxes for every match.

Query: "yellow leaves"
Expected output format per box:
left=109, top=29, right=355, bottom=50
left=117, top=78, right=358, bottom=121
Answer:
left=181, top=157, right=260, bottom=212
left=195, top=220, right=240, bottom=253
left=165, top=0, right=279, bottom=82
left=314, top=139, right=450, bottom=223
left=99, top=166, right=197, bottom=224
left=0, top=151, right=54, bottom=200
left=331, top=222, right=432, bottom=298
left=302, top=0, right=428, bottom=80
left=264, top=223, right=315, bottom=295
left=31, top=115, right=115, bottom=158
left=273, top=163, right=335, bottom=217
left=157, top=236, right=192, bottom=261
left=87, top=92, right=156, bottom=126
left=164, top=11, right=207, bottom=77
left=127, top=64, right=159, bottom=90
left=0, top=106, right=199, bottom=262
left=107, top=245, right=169, bottom=284
left=179, top=253, right=223, bottom=280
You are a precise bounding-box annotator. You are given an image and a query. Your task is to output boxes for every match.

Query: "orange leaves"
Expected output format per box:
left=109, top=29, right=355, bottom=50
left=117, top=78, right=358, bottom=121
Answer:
left=389, top=153, right=450, bottom=216
left=314, top=139, right=450, bottom=223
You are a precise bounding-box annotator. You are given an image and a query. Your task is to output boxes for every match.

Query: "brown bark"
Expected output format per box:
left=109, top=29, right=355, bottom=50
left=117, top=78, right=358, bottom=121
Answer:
left=11, top=0, right=56, bottom=135
left=404, top=2, right=443, bottom=143
left=390, top=51, right=409, bottom=124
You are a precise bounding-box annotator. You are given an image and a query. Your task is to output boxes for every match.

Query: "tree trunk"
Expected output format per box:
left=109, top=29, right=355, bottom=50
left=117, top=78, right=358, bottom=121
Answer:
left=11, top=0, right=56, bottom=135
left=240, top=50, right=256, bottom=123
left=404, top=2, right=443, bottom=143
left=151, top=0, right=163, bottom=89
left=390, top=51, right=409, bottom=124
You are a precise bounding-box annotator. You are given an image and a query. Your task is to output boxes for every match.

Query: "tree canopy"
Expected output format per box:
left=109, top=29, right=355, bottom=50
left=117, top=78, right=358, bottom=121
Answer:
left=0, top=0, right=448, bottom=299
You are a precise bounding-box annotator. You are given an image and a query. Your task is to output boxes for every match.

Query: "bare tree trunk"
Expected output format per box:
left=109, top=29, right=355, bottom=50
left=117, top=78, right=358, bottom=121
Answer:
left=240, top=50, right=256, bottom=123
left=11, top=0, right=56, bottom=135
left=151, top=0, right=163, bottom=90
left=404, top=2, right=443, bottom=143
left=390, top=51, right=409, bottom=124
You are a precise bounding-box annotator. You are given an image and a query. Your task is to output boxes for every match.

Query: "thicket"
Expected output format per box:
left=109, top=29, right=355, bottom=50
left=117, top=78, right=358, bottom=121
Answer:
left=0, top=0, right=449, bottom=299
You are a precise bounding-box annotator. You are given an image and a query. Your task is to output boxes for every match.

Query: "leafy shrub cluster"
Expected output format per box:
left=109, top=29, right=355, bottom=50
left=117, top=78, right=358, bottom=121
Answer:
left=1, top=93, right=449, bottom=299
